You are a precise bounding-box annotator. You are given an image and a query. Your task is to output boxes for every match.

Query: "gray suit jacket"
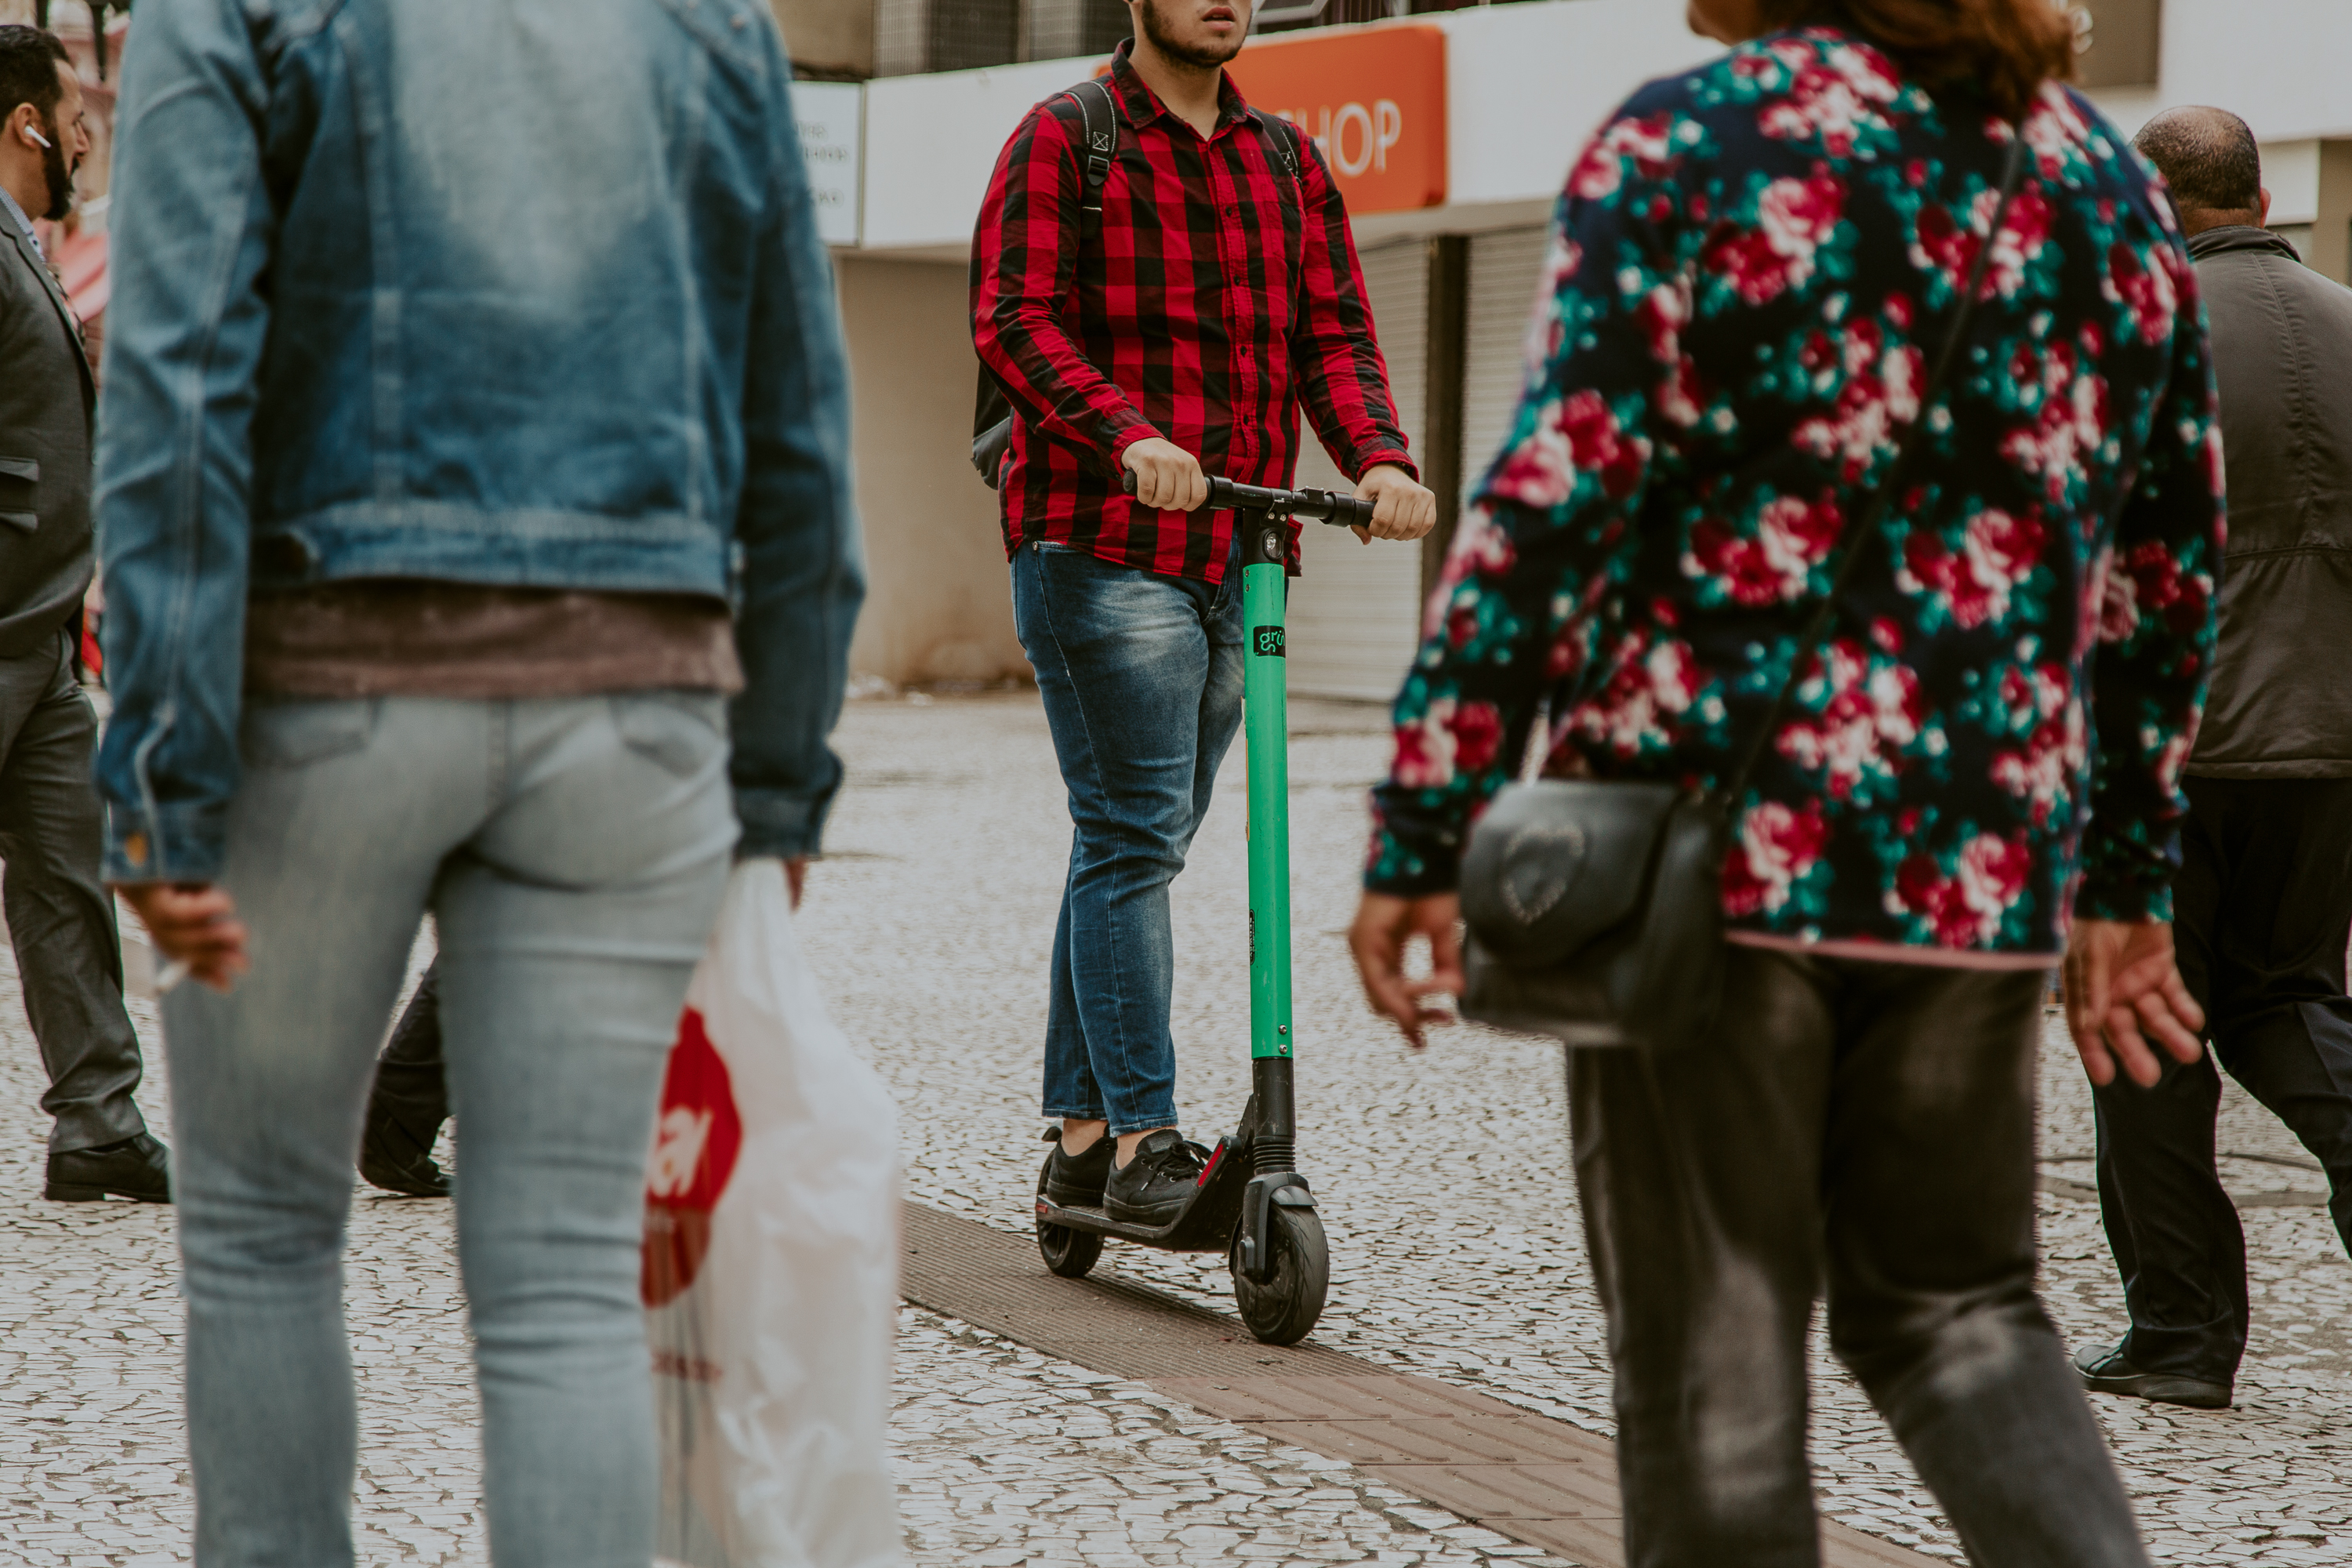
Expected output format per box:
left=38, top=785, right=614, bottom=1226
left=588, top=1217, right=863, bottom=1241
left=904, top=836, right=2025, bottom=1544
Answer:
left=2187, top=225, right=2352, bottom=777
left=0, top=216, right=96, bottom=659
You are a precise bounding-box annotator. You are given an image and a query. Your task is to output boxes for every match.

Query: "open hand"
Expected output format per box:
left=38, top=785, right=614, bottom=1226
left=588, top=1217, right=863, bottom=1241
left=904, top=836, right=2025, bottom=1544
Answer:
left=1352, top=464, right=1438, bottom=544
left=115, top=881, right=249, bottom=993
left=1348, top=891, right=1465, bottom=1049
left=2063, top=917, right=2205, bottom=1087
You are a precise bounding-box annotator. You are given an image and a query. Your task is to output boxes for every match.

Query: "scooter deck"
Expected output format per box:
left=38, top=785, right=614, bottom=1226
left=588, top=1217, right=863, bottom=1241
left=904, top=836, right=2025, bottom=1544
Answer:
left=1034, top=1132, right=1254, bottom=1252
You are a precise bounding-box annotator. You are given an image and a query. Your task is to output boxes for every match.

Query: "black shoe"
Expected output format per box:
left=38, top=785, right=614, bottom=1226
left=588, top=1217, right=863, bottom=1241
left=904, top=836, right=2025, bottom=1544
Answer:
left=360, top=1115, right=451, bottom=1198
left=2073, top=1341, right=2232, bottom=1410
left=1039, top=1127, right=1116, bottom=1207
left=1103, top=1129, right=1210, bottom=1225
left=45, top=1132, right=172, bottom=1203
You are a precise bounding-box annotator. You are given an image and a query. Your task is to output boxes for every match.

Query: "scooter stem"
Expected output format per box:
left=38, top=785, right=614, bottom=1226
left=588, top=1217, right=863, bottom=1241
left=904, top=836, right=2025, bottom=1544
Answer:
left=1237, top=510, right=1297, bottom=1178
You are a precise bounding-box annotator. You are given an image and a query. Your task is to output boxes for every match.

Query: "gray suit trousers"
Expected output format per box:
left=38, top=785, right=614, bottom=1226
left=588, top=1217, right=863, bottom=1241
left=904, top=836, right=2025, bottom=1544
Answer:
left=0, top=629, right=145, bottom=1151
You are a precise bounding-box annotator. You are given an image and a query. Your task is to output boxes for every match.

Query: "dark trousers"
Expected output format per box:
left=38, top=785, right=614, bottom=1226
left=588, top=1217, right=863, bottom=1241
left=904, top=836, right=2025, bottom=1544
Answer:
left=2092, top=776, right=2352, bottom=1384
left=0, top=630, right=147, bottom=1152
left=370, top=958, right=448, bottom=1139
left=1573, top=949, right=2148, bottom=1568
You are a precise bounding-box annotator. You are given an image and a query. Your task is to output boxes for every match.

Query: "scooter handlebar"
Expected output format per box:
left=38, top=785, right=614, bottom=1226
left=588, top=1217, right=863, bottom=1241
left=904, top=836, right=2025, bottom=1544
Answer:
left=1120, top=470, right=1377, bottom=529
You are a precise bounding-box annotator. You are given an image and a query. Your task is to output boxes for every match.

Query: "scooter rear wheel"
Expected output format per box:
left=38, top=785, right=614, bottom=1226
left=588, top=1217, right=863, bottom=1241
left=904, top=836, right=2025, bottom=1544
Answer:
left=1231, top=1206, right=1328, bottom=1345
left=1037, top=1218, right=1105, bottom=1279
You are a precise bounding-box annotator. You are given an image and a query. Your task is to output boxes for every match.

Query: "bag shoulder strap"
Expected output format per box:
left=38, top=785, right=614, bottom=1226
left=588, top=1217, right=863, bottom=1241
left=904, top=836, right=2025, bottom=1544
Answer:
left=1719, top=134, right=2029, bottom=807
left=1259, top=112, right=1302, bottom=186
left=1064, top=78, right=1119, bottom=218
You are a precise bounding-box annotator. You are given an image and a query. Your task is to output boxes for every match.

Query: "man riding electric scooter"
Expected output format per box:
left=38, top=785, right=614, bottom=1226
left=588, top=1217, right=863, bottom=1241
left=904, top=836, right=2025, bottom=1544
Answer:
left=971, top=0, right=1435, bottom=1225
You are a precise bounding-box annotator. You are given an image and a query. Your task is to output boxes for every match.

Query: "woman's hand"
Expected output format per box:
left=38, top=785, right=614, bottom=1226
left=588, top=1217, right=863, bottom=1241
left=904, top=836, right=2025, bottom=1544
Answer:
left=1348, top=891, right=1466, bottom=1049
left=115, top=881, right=249, bottom=993
left=2063, top=918, right=2205, bottom=1087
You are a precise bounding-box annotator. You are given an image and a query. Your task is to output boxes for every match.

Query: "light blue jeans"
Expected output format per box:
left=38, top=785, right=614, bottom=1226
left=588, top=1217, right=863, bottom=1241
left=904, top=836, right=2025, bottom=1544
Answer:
left=162, top=695, right=736, bottom=1568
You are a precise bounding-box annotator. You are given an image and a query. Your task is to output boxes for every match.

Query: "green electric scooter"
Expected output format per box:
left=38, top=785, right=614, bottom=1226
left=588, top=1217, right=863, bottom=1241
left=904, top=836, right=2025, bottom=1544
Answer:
left=1032, top=473, right=1377, bottom=1347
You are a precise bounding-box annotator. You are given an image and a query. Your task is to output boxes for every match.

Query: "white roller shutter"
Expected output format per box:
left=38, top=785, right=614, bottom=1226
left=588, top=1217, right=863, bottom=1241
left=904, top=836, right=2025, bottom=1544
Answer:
left=1459, top=226, right=1552, bottom=502
left=1287, top=237, right=1427, bottom=702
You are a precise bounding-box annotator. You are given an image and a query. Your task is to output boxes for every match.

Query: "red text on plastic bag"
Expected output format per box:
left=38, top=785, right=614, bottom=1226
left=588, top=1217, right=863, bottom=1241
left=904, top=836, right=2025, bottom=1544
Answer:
left=641, top=1007, right=743, bottom=1308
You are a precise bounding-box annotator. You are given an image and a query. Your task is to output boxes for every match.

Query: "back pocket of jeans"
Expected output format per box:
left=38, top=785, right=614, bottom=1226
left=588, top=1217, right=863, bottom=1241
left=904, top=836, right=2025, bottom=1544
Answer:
left=612, top=691, right=727, bottom=777
left=241, top=699, right=379, bottom=770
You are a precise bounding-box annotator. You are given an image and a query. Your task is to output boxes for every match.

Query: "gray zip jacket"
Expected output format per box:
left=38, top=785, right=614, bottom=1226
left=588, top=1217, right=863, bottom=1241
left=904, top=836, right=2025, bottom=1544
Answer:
left=2186, top=225, right=2352, bottom=778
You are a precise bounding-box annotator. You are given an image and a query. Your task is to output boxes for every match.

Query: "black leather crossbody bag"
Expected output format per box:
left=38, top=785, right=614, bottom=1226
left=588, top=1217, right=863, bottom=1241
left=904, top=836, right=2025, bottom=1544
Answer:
left=1457, top=137, right=2027, bottom=1051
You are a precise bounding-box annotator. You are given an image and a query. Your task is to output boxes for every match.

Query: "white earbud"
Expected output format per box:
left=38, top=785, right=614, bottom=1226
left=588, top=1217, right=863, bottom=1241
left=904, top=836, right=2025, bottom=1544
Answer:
left=24, top=126, right=52, bottom=151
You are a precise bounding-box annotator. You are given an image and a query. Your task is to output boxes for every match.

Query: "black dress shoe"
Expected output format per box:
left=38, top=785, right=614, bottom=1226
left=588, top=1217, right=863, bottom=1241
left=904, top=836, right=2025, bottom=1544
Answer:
left=1038, top=1126, right=1116, bottom=1207
left=2073, top=1341, right=2232, bottom=1410
left=46, top=1132, right=172, bottom=1203
left=360, top=1115, right=451, bottom=1198
left=1104, top=1129, right=1210, bottom=1225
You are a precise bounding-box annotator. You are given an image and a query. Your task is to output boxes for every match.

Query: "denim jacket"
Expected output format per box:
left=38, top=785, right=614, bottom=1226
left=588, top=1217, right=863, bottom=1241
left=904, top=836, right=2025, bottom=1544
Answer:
left=94, top=0, right=861, bottom=882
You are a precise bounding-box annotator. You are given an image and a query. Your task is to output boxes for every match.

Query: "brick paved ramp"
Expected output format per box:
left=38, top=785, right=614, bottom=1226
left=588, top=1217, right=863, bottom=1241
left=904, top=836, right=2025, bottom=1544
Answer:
left=901, top=1200, right=1936, bottom=1568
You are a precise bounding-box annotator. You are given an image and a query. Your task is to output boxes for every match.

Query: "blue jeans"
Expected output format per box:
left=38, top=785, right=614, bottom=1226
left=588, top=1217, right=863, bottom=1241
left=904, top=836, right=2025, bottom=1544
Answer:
left=162, top=695, right=735, bottom=1568
left=1012, top=541, right=1246, bottom=1136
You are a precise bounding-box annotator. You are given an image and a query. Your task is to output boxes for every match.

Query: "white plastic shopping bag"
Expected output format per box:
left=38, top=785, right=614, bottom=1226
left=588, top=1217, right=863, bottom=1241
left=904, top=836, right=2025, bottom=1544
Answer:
left=644, top=860, right=904, bottom=1568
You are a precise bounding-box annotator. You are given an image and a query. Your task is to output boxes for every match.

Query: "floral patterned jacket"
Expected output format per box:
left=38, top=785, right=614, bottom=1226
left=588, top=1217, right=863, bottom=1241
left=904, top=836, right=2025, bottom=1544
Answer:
left=1367, top=30, right=2224, bottom=956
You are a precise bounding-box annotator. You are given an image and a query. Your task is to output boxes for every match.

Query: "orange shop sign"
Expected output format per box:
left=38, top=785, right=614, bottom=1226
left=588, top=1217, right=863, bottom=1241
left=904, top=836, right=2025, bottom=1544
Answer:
left=1225, top=24, right=1446, bottom=216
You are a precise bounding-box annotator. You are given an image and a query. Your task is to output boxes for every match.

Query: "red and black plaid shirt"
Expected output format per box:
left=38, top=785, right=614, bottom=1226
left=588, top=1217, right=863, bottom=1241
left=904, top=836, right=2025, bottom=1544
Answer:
left=971, top=44, right=1415, bottom=583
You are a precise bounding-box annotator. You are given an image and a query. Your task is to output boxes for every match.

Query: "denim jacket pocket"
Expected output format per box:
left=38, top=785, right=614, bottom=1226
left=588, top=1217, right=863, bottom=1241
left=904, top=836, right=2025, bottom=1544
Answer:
left=612, top=691, right=728, bottom=777
left=241, top=699, right=380, bottom=771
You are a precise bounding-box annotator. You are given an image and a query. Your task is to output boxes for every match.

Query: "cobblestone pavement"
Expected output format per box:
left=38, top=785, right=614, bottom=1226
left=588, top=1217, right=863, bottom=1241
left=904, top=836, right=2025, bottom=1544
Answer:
left=4, top=688, right=2348, bottom=1565
left=894, top=1306, right=1569, bottom=1566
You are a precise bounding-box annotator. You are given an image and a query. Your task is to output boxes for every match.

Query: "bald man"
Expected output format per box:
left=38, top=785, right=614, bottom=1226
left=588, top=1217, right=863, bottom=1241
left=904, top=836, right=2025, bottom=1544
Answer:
left=2074, top=107, right=2352, bottom=1411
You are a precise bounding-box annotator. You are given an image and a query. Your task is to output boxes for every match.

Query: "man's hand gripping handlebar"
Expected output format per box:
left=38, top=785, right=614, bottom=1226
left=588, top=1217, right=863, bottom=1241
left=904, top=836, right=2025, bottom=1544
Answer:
left=1118, top=441, right=1435, bottom=543
left=1121, top=470, right=1378, bottom=531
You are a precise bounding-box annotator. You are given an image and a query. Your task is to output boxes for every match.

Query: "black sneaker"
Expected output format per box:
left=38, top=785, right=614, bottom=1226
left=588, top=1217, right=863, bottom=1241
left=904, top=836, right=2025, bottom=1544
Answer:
left=45, top=1132, right=172, bottom=1203
left=1103, top=1129, right=1210, bottom=1225
left=2073, top=1341, right=2232, bottom=1410
left=1039, top=1127, right=1114, bottom=1207
left=360, top=1115, right=452, bottom=1198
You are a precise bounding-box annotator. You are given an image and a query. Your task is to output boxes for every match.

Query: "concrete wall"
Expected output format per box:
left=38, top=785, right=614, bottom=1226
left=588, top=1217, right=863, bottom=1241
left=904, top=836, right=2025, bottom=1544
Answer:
left=837, top=255, right=1029, bottom=688
left=2157, top=0, right=2352, bottom=143
left=773, top=0, right=876, bottom=77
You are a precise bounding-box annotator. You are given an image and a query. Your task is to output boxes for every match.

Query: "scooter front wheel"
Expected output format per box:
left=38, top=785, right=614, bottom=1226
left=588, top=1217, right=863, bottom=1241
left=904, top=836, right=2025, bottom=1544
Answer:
left=1037, top=1218, right=1105, bottom=1279
left=1231, top=1206, right=1328, bottom=1345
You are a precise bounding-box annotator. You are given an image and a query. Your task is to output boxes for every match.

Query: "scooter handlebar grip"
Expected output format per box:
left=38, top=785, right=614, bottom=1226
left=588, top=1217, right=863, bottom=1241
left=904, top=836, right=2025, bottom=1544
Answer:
left=1297, top=489, right=1377, bottom=528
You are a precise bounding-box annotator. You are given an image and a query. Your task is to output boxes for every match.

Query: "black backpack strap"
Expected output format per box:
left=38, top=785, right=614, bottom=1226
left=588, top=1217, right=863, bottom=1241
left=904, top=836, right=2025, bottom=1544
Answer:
left=1259, top=113, right=1302, bottom=184
left=1065, top=77, right=1119, bottom=217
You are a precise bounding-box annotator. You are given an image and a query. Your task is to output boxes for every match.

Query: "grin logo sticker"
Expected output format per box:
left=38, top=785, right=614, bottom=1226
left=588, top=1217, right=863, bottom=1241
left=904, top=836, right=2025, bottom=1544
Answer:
left=1252, top=626, right=1286, bottom=658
